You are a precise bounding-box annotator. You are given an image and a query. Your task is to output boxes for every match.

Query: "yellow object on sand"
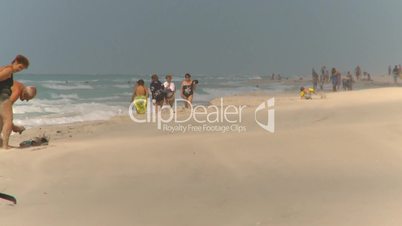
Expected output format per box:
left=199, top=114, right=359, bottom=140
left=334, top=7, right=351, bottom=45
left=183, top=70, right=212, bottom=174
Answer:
left=133, top=96, right=147, bottom=114
left=300, top=88, right=315, bottom=97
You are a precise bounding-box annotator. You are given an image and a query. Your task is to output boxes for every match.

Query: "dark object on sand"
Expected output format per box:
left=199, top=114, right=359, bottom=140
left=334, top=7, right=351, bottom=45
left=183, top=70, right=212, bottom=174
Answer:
left=0, top=192, right=17, bottom=204
left=19, top=136, right=49, bottom=148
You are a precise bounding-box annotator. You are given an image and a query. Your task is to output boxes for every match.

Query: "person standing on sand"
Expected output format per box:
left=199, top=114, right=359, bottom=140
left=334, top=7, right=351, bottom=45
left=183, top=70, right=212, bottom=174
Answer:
left=163, top=75, right=176, bottom=108
left=150, top=74, right=165, bottom=112
left=0, top=55, right=30, bottom=149
left=336, top=70, right=342, bottom=91
left=355, top=65, right=361, bottom=81
left=320, top=66, right=326, bottom=86
left=181, top=73, right=198, bottom=108
left=388, top=65, right=392, bottom=76
left=131, top=79, right=148, bottom=102
left=331, top=68, right=339, bottom=92
left=347, top=71, right=353, bottom=80
left=392, top=65, right=399, bottom=84
left=321, top=66, right=326, bottom=78
left=343, top=71, right=353, bottom=91
left=131, top=79, right=149, bottom=114
left=319, top=69, right=325, bottom=91
left=312, top=68, right=319, bottom=91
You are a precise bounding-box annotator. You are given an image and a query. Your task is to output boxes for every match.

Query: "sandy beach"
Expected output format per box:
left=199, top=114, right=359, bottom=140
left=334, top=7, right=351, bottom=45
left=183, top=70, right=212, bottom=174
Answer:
left=0, top=86, right=401, bottom=226
left=4, top=0, right=402, bottom=225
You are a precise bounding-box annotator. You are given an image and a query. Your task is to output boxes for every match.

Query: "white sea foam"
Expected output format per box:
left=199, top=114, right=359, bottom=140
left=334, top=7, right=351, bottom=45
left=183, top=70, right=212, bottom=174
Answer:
left=91, top=96, right=123, bottom=101
left=42, top=80, right=99, bottom=84
left=13, top=105, right=45, bottom=114
left=249, top=76, right=263, bottom=80
left=19, top=79, right=37, bottom=84
left=13, top=74, right=293, bottom=127
left=113, top=84, right=132, bottom=89
left=195, top=87, right=259, bottom=103
left=42, top=83, right=94, bottom=90
left=50, top=93, right=80, bottom=100
left=14, top=102, right=127, bottom=127
left=14, top=99, right=66, bottom=114
left=14, top=110, right=124, bottom=127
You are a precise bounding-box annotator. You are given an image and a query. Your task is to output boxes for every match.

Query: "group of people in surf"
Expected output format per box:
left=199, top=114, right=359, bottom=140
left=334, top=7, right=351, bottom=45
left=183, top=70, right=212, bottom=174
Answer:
left=305, top=67, right=352, bottom=99
left=302, top=65, right=372, bottom=99
left=131, top=73, right=198, bottom=113
left=311, top=65, right=374, bottom=92
left=312, top=66, right=363, bottom=92
left=0, top=55, right=37, bottom=149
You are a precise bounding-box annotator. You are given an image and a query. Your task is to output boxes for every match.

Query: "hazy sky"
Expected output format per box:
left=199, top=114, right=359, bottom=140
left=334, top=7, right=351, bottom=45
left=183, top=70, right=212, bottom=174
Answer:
left=1, top=0, right=402, bottom=75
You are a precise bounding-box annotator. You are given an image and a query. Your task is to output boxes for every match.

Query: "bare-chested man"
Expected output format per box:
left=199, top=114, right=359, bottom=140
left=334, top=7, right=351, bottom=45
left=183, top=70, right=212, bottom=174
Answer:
left=0, top=81, right=37, bottom=149
left=11, top=81, right=37, bottom=129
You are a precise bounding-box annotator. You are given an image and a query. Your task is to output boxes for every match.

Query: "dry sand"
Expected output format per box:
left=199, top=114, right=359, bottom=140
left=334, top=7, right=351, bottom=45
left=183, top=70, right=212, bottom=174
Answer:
left=1, top=87, right=402, bottom=226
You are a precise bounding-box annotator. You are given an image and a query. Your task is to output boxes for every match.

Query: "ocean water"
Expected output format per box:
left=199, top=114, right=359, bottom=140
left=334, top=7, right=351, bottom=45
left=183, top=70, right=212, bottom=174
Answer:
left=12, top=74, right=286, bottom=127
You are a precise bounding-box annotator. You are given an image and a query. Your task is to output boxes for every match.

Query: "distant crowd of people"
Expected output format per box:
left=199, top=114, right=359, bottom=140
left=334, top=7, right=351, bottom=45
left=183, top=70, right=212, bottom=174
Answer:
left=300, top=64, right=402, bottom=99
left=300, top=65, right=375, bottom=99
left=270, top=73, right=282, bottom=81
left=311, top=65, right=374, bottom=93
left=131, top=73, right=199, bottom=112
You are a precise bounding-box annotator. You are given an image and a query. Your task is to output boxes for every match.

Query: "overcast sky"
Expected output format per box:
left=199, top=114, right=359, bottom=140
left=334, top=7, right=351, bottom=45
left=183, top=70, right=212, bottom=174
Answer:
left=1, top=0, right=402, bottom=75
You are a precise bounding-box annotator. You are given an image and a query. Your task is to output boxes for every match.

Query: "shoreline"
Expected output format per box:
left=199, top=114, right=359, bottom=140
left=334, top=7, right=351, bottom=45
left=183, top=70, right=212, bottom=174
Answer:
left=13, top=73, right=402, bottom=128
left=9, top=79, right=402, bottom=148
